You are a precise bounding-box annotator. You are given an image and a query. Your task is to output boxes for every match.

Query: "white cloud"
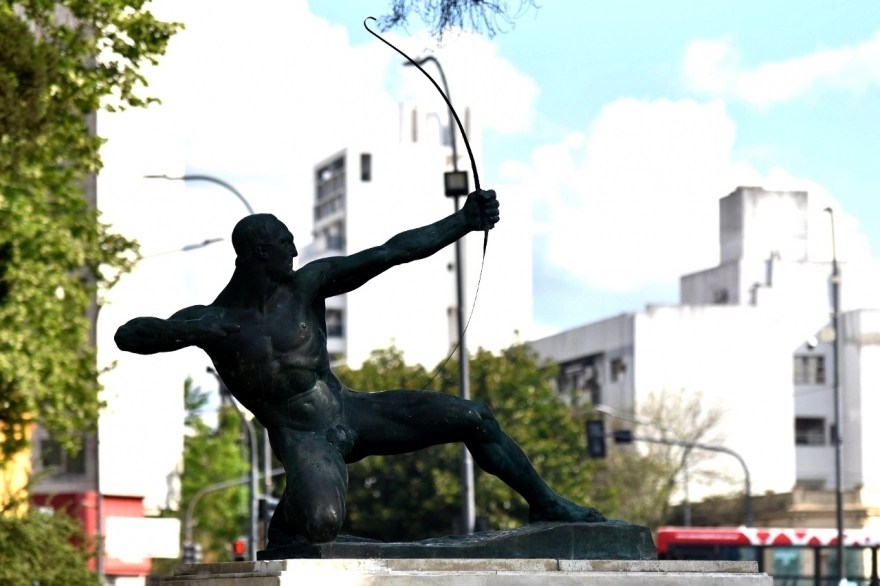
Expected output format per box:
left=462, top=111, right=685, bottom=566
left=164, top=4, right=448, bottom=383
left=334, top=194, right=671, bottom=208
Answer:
left=683, top=31, right=880, bottom=106
left=394, top=29, right=539, bottom=136
left=504, top=97, right=870, bottom=292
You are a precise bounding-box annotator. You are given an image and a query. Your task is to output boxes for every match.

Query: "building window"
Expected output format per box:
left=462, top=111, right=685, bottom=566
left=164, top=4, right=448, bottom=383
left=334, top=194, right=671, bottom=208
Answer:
left=326, top=310, right=343, bottom=338
left=556, top=359, right=600, bottom=406
left=610, top=358, right=626, bottom=383
left=315, top=157, right=345, bottom=201
left=360, top=153, right=372, bottom=182
left=794, top=355, right=826, bottom=384
left=713, top=289, right=729, bottom=304
left=795, top=418, right=826, bottom=446
left=40, top=439, right=86, bottom=474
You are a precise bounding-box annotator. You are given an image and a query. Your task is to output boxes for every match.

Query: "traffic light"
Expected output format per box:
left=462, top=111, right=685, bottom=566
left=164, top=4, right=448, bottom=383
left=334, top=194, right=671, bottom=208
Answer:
left=231, top=538, right=247, bottom=561
left=612, top=429, right=633, bottom=444
left=182, top=541, right=202, bottom=564
left=586, top=419, right=606, bottom=459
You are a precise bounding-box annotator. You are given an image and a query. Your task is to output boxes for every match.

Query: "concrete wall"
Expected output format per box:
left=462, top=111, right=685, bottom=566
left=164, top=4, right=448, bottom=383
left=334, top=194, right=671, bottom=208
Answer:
left=842, top=310, right=880, bottom=490
left=633, top=305, right=798, bottom=499
left=720, top=187, right=808, bottom=264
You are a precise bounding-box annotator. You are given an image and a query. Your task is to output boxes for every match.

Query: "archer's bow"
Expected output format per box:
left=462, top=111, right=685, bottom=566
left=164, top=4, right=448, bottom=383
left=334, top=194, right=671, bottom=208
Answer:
left=363, top=17, right=488, bottom=255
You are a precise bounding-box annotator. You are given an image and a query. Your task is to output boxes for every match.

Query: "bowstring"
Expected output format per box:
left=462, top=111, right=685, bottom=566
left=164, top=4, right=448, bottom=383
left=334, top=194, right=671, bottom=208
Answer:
left=363, top=17, right=489, bottom=404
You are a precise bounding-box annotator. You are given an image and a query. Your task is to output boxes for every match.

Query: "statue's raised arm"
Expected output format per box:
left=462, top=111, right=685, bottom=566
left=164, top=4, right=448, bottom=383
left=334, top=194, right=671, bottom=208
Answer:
left=304, top=189, right=498, bottom=299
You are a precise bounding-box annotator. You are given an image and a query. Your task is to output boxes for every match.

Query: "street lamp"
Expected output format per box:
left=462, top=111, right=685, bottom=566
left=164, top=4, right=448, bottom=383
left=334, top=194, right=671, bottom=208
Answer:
left=144, top=174, right=255, bottom=215
left=825, top=206, right=846, bottom=585
left=141, top=238, right=224, bottom=259
left=403, top=56, right=475, bottom=536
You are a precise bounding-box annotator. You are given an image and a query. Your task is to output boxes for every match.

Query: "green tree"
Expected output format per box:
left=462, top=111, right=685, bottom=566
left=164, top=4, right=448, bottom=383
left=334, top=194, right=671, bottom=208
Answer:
left=0, top=2, right=179, bottom=463
left=0, top=498, right=100, bottom=586
left=336, top=345, right=614, bottom=541
left=179, top=379, right=248, bottom=562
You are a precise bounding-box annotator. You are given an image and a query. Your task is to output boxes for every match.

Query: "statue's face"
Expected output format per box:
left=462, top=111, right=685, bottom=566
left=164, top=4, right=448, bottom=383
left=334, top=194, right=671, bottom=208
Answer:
left=259, top=221, right=298, bottom=279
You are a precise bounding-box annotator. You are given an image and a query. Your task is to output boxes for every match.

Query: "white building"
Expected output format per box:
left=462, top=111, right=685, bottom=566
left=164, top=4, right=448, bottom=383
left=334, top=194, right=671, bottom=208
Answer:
left=300, top=102, right=533, bottom=369
left=530, top=186, right=880, bottom=527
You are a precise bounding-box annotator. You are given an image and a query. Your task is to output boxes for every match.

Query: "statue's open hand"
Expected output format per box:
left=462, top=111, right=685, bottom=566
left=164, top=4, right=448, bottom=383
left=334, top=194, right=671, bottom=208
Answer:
left=463, top=189, right=499, bottom=231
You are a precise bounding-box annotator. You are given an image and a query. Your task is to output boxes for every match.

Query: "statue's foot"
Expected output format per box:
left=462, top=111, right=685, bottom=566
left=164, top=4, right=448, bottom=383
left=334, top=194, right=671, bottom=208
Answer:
left=528, top=497, right=606, bottom=524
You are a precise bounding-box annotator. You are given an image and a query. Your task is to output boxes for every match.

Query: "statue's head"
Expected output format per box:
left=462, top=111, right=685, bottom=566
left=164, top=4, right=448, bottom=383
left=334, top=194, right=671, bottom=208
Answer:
left=232, top=214, right=297, bottom=278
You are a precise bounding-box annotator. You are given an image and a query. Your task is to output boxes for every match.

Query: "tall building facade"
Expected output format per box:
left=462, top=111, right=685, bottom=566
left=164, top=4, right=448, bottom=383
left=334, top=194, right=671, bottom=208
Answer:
left=300, top=102, right=533, bottom=369
left=530, top=187, right=880, bottom=528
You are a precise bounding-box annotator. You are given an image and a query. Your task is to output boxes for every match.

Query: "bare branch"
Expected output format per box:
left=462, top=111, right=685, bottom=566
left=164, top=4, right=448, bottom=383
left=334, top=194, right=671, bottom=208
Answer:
left=378, top=0, right=540, bottom=39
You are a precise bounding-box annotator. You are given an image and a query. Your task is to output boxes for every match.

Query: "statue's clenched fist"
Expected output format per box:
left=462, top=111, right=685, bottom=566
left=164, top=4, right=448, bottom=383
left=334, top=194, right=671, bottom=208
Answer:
left=462, top=189, right=500, bottom=232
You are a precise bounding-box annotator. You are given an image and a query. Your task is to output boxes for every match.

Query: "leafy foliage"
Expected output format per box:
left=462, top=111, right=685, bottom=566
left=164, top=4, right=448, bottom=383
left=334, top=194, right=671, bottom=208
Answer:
left=0, top=504, right=100, bottom=586
left=596, top=389, right=726, bottom=529
left=0, top=2, right=179, bottom=463
left=336, top=345, right=613, bottom=541
left=179, top=379, right=248, bottom=562
left=379, top=0, right=539, bottom=38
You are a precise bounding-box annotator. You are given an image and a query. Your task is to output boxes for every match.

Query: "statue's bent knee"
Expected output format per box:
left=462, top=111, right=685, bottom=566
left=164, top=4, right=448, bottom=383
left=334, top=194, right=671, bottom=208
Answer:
left=292, top=499, right=344, bottom=544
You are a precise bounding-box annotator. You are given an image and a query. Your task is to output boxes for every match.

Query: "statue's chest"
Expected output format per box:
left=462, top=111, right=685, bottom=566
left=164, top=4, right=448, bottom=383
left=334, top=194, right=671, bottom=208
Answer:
left=223, top=303, right=316, bottom=361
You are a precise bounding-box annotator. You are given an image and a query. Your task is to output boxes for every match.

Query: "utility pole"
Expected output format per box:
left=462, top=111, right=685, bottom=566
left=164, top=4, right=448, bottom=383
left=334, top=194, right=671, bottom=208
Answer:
left=404, top=56, right=474, bottom=535
left=825, top=207, right=846, bottom=585
left=208, top=367, right=259, bottom=561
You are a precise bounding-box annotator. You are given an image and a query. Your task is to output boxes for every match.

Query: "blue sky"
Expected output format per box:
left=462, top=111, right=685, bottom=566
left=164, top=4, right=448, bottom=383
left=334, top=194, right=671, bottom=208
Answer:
left=307, top=0, right=880, bottom=331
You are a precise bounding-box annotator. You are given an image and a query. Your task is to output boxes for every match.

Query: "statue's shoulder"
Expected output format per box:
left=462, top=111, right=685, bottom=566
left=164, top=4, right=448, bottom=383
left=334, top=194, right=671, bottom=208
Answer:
left=169, top=303, right=224, bottom=321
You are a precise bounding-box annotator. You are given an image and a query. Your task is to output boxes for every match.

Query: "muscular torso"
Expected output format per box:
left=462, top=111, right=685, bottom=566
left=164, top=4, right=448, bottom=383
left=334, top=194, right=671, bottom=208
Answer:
left=201, top=272, right=344, bottom=435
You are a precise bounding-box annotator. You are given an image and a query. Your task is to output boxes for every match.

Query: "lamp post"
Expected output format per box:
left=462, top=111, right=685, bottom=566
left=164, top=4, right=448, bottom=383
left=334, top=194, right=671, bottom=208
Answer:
left=404, top=56, right=475, bottom=536
left=208, top=367, right=259, bottom=561
left=825, top=207, right=846, bottom=585
left=144, top=174, right=255, bottom=215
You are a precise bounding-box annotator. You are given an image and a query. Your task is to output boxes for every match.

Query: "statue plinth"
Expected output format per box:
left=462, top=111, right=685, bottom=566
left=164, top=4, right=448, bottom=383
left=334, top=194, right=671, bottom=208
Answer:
left=258, top=521, right=656, bottom=561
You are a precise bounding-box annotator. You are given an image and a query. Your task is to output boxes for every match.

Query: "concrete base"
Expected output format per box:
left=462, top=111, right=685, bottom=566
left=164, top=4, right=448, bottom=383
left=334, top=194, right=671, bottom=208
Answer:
left=165, top=559, right=773, bottom=585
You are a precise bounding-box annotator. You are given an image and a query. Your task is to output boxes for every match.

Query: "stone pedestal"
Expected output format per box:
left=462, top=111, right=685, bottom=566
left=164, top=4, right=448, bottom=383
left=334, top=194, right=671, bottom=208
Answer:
left=164, top=559, right=773, bottom=585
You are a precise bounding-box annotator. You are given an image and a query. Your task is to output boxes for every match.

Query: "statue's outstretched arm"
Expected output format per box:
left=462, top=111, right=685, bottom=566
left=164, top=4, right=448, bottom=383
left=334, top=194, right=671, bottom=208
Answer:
left=115, top=305, right=239, bottom=355
left=307, top=190, right=498, bottom=298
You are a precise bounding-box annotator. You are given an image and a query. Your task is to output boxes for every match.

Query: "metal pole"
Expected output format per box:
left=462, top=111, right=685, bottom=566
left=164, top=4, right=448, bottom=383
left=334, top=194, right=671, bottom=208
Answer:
left=263, top=427, right=272, bottom=497
left=683, top=458, right=691, bottom=527
left=825, top=207, right=846, bottom=585
left=405, top=55, right=474, bottom=535
left=185, top=467, right=285, bottom=544
left=208, top=367, right=259, bottom=560
left=95, top=434, right=104, bottom=581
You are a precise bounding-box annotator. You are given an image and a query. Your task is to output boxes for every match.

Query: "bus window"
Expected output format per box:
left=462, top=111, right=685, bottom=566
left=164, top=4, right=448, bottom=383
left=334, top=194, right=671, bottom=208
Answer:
left=764, top=547, right=813, bottom=586
left=821, top=548, right=869, bottom=585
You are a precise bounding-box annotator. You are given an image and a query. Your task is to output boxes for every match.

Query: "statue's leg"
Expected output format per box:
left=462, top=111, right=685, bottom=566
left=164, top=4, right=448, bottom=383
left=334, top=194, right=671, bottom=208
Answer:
left=342, top=389, right=605, bottom=523
left=267, top=437, right=348, bottom=546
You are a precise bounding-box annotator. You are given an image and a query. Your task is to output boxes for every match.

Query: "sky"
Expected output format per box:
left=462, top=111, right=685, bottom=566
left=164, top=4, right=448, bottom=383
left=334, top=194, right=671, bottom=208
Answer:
left=108, top=0, right=880, bottom=338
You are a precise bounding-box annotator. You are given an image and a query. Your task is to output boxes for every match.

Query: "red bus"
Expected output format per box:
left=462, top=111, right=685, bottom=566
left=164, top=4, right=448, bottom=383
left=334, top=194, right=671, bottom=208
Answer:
left=657, top=526, right=880, bottom=585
